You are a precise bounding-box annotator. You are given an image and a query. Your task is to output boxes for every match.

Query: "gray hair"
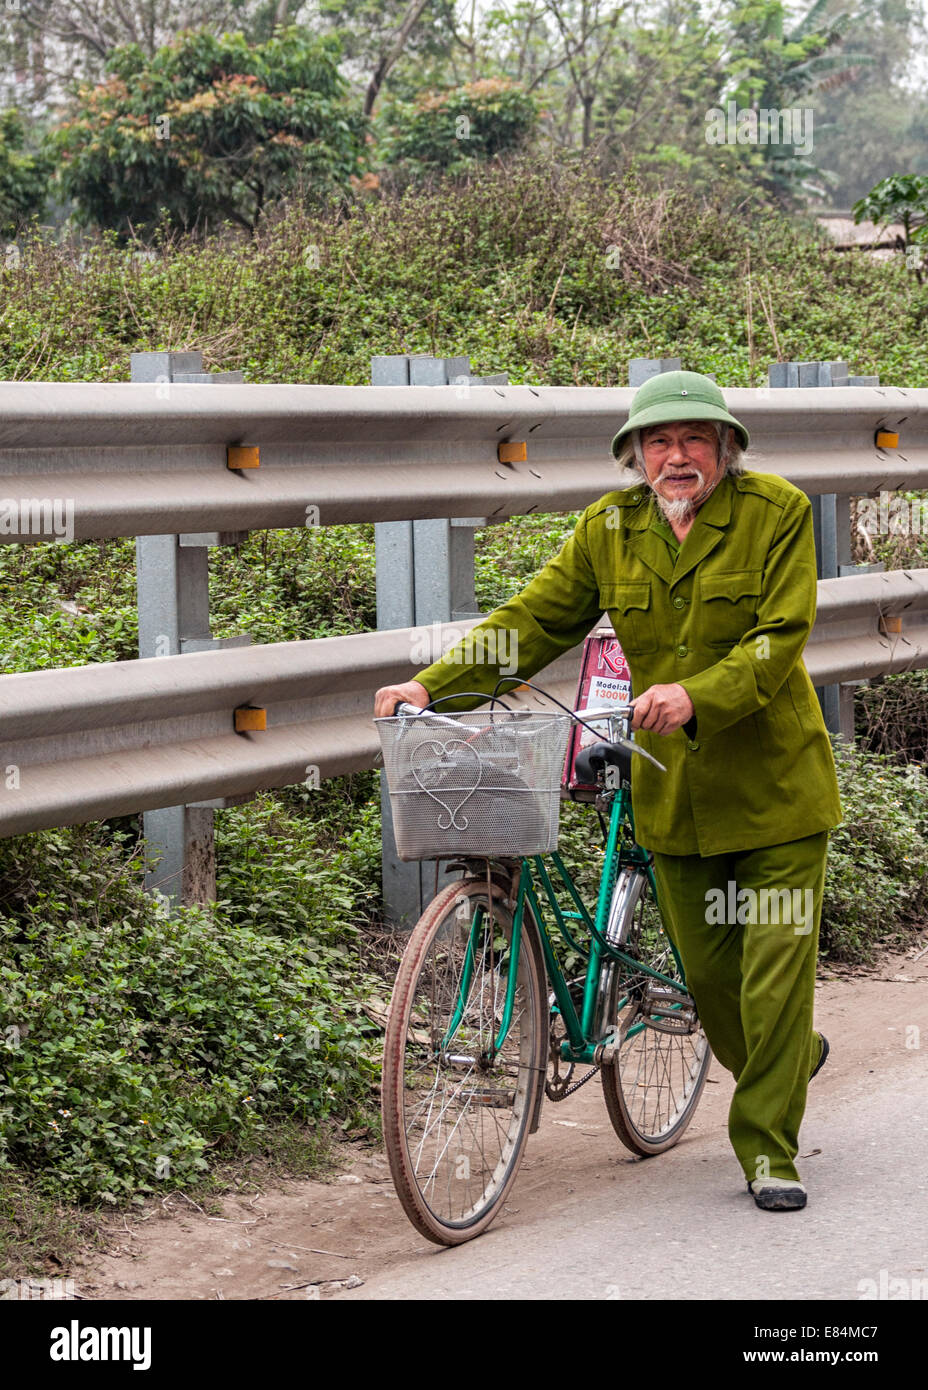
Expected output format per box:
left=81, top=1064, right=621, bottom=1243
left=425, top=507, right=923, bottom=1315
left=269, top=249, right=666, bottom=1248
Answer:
left=614, top=421, right=746, bottom=480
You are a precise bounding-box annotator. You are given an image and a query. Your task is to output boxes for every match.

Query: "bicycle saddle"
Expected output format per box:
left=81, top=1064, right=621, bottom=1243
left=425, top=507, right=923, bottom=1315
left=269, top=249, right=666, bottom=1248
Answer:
left=573, top=740, right=633, bottom=788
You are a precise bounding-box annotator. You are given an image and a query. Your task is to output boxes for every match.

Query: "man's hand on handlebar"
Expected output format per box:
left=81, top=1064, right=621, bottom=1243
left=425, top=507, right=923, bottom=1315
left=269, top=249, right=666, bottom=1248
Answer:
left=373, top=680, right=430, bottom=719
left=630, top=683, right=695, bottom=736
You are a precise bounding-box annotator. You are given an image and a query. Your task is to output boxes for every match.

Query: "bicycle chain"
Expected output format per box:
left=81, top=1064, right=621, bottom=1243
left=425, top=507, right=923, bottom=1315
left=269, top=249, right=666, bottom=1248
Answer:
left=546, top=999, right=601, bottom=1100
left=546, top=1064, right=600, bottom=1100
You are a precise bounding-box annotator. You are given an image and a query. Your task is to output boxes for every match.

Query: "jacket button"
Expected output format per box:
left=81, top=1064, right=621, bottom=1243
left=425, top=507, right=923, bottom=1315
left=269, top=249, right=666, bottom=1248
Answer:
left=673, top=596, right=685, bottom=609
left=676, top=644, right=688, bottom=657
left=687, top=739, right=700, bottom=751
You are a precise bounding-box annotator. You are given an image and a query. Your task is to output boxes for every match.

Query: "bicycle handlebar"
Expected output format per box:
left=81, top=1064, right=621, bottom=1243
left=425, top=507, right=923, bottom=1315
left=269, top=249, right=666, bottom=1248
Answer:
left=380, top=698, right=665, bottom=773
left=387, top=700, right=635, bottom=722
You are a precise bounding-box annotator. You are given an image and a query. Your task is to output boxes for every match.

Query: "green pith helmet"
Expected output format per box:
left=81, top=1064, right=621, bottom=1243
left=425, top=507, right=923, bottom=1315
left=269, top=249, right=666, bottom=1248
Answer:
left=610, top=370, right=750, bottom=459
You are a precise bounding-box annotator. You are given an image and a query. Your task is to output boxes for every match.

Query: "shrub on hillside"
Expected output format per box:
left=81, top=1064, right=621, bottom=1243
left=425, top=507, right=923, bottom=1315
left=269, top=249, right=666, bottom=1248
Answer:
left=0, top=817, right=380, bottom=1203
left=377, top=79, right=538, bottom=176
left=53, top=27, right=368, bottom=237
left=855, top=670, right=928, bottom=767
left=2, top=154, right=925, bottom=388
left=0, top=109, right=52, bottom=237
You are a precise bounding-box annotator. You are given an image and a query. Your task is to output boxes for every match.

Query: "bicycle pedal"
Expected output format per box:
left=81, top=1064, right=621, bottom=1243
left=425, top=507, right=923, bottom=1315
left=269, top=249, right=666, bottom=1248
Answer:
left=641, top=984, right=698, bottom=1034
left=459, top=1087, right=516, bottom=1108
left=645, top=1014, right=698, bottom=1035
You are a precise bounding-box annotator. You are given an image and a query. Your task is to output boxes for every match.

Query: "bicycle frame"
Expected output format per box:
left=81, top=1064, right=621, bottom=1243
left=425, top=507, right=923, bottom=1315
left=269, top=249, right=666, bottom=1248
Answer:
left=442, top=776, right=689, bottom=1068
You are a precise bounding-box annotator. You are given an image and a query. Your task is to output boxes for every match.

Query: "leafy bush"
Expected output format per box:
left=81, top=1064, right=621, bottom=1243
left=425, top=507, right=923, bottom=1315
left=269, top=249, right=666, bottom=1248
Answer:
left=0, top=816, right=382, bottom=1204
left=3, top=152, right=926, bottom=388
left=0, top=525, right=377, bottom=676
left=53, top=27, right=368, bottom=237
left=855, top=670, right=928, bottom=768
left=852, top=173, right=928, bottom=279
left=377, top=79, right=538, bottom=175
left=823, top=740, right=928, bottom=962
left=0, top=109, right=52, bottom=238
left=213, top=784, right=381, bottom=939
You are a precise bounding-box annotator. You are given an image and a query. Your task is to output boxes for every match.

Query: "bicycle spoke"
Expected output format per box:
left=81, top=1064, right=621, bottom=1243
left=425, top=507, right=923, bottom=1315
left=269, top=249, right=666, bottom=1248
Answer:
left=384, top=883, right=542, bottom=1236
left=601, top=872, right=711, bottom=1153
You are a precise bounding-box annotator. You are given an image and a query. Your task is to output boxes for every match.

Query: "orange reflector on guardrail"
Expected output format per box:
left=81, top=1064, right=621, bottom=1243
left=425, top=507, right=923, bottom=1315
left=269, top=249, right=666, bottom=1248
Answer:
left=234, top=706, right=267, bottom=731
left=497, top=441, right=527, bottom=463
left=879, top=615, right=903, bottom=635
left=227, top=445, right=260, bottom=469
left=875, top=430, right=899, bottom=449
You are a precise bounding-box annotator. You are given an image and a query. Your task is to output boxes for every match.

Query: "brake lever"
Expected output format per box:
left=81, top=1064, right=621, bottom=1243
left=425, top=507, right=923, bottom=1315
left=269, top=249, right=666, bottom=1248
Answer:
left=611, top=733, right=667, bottom=774
left=572, top=704, right=667, bottom=773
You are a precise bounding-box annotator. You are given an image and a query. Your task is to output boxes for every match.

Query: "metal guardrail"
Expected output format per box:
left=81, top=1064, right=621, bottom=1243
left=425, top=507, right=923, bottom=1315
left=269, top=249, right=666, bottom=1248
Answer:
left=0, top=383, right=927, bottom=541
left=1, top=568, right=926, bottom=840
left=806, top=568, right=928, bottom=681
left=3, top=357, right=927, bottom=919
left=0, top=625, right=578, bottom=839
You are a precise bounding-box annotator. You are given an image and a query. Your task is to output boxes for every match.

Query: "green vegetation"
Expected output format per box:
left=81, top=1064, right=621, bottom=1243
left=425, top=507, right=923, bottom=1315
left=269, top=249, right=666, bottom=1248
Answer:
left=852, top=173, right=928, bottom=282
left=723, top=0, right=876, bottom=202
left=377, top=79, right=539, bottom=176
left=0, top=109, right=52, bottom=240
left=3, top=154, right=928, bottom=390
left=0, top=790, right=382, bottom=1207
left=55, top=27, right=368, bottom=238
left=822, top=741, right=928, bottom=961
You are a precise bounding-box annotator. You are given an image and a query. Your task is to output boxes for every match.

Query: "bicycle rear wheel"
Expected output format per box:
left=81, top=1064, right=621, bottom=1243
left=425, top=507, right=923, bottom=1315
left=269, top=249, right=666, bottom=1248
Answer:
left=600, top=869, right=711, bottom=1155
left=381, top=875, right=547, bottom=1245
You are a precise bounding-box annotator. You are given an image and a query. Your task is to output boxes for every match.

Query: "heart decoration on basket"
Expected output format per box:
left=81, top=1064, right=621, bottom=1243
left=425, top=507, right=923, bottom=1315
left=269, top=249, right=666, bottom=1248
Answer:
left=409, top=738, right=483, bottom=831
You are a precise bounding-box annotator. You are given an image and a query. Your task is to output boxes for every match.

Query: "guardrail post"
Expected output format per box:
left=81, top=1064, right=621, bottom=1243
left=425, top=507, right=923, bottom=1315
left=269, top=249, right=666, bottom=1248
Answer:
left=131, top=351, right=252, bottom=910
left=837, top=370, right=884, bottom=738
left=628, top=357, right=682, bottom=387
left=373, top=353, right=507, bottom=930
left=769, top=360, right=875, bottom=740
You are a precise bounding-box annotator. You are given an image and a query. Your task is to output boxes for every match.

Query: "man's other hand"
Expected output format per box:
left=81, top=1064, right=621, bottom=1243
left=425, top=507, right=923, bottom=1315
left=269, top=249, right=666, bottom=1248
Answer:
left=631, top=683, right=695, bottom=736
left=373, top=680, right=431, bottom=718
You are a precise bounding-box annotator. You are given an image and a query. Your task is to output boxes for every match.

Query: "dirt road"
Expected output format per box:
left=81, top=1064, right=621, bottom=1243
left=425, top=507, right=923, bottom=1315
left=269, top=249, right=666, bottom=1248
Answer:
left=71, top=945, right=927, bottom=1301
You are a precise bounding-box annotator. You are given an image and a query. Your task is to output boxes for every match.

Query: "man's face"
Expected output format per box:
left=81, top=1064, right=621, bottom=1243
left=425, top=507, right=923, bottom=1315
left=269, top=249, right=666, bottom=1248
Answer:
left=639, top=420, right=725, bottom=516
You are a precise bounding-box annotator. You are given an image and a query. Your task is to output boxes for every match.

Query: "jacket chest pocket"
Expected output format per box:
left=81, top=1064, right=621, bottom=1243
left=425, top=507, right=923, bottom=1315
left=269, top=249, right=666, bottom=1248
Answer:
left=699, top=569, right=763, bottom=645
left=600, top=580, right=657, bottom=655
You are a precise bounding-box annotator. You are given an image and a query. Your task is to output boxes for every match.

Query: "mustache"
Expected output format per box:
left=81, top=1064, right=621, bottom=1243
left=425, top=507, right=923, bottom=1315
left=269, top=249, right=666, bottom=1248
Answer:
left=655, top=465, right=706, bottom=486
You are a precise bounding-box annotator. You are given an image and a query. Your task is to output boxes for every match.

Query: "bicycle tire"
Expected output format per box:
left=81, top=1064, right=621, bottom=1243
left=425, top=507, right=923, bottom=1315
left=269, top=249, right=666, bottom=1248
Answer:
left=600, top=868, right=711, bottom=1155
left=381, top=874, right=547, bottom=1246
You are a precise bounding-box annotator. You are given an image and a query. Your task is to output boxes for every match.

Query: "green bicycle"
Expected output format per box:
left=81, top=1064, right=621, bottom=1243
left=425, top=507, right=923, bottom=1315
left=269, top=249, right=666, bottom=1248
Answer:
left=376, top=690, right=712, bottom=1246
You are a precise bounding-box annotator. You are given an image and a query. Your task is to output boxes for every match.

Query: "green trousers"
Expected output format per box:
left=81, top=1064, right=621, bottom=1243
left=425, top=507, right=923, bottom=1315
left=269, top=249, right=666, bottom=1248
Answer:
left=650, top=831, right=829, bottom=1184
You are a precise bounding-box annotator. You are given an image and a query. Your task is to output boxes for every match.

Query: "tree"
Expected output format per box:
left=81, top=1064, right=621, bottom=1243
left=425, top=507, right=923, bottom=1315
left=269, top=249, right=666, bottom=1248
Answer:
left=721, top=0, right=877, bottom=203
left=798, top=0, right=928, bottom=206
left=377, top=77, right=538, bottom=173
left=52, top=26, right=369, bottom=237
left=852, top=172, right=928, bottom=282
left=3, top=0, right=256, bottom=110
left=0, top=108, right=52, bottom=237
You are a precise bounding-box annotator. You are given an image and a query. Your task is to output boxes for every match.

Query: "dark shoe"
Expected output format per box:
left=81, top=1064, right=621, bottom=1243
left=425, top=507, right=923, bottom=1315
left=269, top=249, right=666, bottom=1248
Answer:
left=810, top=1031, right=829, bottom=1080
left=748, top=1179, right=808, bottom=1211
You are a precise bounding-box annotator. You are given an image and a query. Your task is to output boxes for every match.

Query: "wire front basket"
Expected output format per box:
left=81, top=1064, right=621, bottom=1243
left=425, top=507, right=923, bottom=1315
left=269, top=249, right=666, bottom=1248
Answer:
left=377, top=708, right=572, bottom=861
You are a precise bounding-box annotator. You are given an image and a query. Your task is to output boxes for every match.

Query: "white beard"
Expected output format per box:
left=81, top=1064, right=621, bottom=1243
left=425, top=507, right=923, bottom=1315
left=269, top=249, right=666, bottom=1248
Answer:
left=655, top=492, right=697, bottom=524
left=652, top=465, right=708, bottom=524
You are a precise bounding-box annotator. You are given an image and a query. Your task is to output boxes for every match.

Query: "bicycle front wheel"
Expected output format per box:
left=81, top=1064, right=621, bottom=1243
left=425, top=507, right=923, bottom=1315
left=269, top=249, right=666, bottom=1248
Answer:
left=381, top=874, right=547, bottom=1246
left=600, top=868, right=711, bottom=1155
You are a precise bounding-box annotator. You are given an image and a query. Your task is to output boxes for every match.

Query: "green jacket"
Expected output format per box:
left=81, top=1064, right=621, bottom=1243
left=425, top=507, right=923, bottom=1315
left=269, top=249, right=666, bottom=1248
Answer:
left=412, top=470, right=843, bottom=857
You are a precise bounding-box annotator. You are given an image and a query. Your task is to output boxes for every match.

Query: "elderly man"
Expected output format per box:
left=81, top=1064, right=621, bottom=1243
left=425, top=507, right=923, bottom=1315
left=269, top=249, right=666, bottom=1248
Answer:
left=374, top=369, right=842, bottom=1212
